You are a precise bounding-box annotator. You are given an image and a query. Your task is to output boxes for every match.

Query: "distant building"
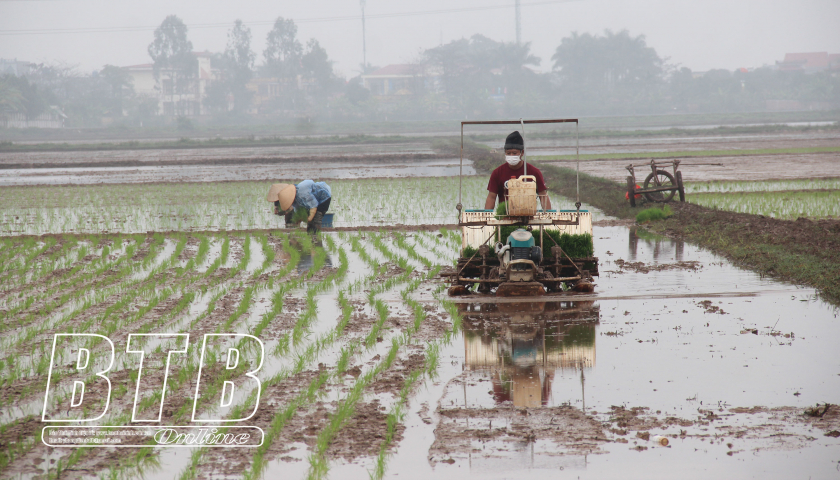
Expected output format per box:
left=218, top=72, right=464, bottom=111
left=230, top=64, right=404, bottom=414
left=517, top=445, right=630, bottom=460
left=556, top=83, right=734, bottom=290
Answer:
left=0, top=58, right=31, bottom=77
left=362, top=64, right=429, bottom=96
left=0, top=107, right=66, bottom=128
left=246, top=75, right=317, bottom=114
left=775, top=52, right=840, bottom=74
left=122, top=51, right=218, bottom=116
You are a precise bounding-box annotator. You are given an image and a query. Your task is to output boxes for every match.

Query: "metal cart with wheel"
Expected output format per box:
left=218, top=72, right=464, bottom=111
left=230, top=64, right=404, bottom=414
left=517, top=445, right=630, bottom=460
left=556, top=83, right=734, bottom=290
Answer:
left=626, top=159, right=686, bottom=207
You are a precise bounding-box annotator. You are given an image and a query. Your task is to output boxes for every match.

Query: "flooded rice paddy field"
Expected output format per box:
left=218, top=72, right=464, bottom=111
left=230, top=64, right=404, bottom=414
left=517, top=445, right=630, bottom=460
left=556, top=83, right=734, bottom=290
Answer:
left=541, top=152, right=840, bottom=183
left=0, top=225, right=837, bottom=479
left=0, top=176, right=537, bottom=236
left=0, top=158, right=475, bottom=187
left=0, top=142, right=438, bottom=167
left=1, top=128, right=838, bottom=478
left=512, top=130, right=840, bottom=157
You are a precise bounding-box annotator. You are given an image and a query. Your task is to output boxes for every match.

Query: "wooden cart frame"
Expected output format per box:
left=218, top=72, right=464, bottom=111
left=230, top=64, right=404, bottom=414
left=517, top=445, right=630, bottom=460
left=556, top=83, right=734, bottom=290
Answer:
left=626, top=159, right=686, bottom=207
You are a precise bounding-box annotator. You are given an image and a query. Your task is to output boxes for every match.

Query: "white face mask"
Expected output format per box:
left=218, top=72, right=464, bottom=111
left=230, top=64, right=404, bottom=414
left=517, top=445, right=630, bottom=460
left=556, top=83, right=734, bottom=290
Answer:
left=505, top=155, right=521, bottom=166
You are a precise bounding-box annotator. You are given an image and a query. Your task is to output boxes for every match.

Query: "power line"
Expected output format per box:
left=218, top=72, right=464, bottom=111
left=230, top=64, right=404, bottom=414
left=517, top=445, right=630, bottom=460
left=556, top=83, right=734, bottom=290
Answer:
left=0, top=0, right=580, bottom=36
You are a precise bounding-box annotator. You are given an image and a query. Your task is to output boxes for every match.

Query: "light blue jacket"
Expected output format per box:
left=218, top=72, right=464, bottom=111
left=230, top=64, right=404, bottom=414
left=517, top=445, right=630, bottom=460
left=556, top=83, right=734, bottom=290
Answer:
left=293, top=180, right=332, bottom=209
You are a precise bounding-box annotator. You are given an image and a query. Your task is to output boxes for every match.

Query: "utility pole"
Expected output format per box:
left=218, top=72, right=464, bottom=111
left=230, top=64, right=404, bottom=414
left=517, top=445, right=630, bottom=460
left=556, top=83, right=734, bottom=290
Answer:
left=515, top=0, right=521, bottom=45
left=360, top=0, right=367, bottom=73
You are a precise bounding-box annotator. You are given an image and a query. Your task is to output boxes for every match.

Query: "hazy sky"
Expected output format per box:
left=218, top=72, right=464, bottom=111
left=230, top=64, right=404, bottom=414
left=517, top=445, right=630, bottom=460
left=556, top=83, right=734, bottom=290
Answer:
left=1, top=0, right=838, bottom=77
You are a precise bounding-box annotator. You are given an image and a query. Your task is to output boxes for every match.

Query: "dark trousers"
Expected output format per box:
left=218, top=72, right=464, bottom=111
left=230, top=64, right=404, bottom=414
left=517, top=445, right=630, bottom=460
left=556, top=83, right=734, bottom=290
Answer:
left=316, top=197, right=331, bottom=213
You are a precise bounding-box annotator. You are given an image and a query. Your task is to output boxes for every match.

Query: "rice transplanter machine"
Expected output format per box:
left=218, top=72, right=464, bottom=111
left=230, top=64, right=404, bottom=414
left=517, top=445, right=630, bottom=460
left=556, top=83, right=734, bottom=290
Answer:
left=443, top=118, right=599, bottom=297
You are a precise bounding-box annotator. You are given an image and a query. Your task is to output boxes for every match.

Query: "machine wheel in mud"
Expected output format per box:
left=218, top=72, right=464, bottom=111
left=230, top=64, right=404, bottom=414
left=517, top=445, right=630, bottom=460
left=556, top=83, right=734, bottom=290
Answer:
left=643, top=170, right=676, bottom=203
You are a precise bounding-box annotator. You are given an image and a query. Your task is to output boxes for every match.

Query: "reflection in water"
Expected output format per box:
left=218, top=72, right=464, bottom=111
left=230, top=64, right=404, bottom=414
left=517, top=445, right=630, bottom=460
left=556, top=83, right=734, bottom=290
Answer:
left=296, top=253, right=333, bottom=273
left=459, top=301, right=599, bottom=408
left=628, top=226, right=684, bottom=261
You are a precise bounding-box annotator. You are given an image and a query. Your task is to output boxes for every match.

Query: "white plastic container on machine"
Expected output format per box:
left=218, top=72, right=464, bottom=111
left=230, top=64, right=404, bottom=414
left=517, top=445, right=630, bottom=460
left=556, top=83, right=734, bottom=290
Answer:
left=504, top=175, right=538, bottom=216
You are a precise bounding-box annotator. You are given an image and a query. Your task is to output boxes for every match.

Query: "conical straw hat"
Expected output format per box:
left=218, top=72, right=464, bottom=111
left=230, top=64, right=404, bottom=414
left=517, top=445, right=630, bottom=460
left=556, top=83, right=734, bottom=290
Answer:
left=266, top=183, right=296, bottom=210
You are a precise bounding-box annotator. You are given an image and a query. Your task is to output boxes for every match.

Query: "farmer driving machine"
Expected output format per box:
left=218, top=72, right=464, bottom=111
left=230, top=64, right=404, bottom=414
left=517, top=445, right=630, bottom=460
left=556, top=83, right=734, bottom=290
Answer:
left=443, top=119, right=599, bottom=297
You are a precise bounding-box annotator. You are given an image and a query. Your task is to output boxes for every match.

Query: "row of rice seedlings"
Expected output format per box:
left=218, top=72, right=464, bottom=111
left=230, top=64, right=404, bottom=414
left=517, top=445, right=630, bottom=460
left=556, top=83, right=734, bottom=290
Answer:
left=1, top=236, right=146, bottom=336
left=0, top=414, right=41, bottom=471
left=173, top=242, right=361, bottom=479
left=689, top=189, right=840, bottom=219
left=414, top=231, right=458, bottom=265
left=0, top=177, right=490, bottom=236
left=274, top=239, right=347, bottom=354
left=393, top=232, right=434, bottom=269
left=0, top=237, right=42, bottom=275
left=0, top=237, right=95, bottom=322
left=253, top=232, right=276, bottom=277
left=368, top=281, right=464, bottom=479
left=369, top=232, right=412, bottom=272
left=34, top=235, right=279, bottom=478
left=1, top=236, right=188, bottom=388
left=0, top=235, right=156, bottom=360
left=241, top=246, right=387, bottom=480
left=0, top=237, right=56, bottom=287
left=686, top=177, right=840, bottom=194
left=305, top=259, right=442, bottom=480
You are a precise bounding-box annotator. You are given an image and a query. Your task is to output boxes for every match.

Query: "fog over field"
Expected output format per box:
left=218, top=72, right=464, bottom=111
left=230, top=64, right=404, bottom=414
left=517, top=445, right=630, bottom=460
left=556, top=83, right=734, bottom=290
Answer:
left=2, top=0, right=838, bottom=76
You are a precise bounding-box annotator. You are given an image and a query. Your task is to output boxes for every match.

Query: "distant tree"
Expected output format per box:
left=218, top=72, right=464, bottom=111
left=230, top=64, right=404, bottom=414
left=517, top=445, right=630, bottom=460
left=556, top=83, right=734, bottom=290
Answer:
left=551, top=30, right=663, bottom=113
left=424, top=34, right=541, bottom=115
left=99, top=65, right=134, bottom=117
left=345, top=77, right=370, bottom=105
left=0, top=78, right=26, bottom=113
left=223, top=19, right=255, bottom=112
left=148, top=15, right=197, bottom=115
left=5, top=71, right=56, bottom=118
left=301, top=39, right=335, bottom=91
left=263, top=17, right=302, bottom=81
left=552, top=30, right=662, bottom=88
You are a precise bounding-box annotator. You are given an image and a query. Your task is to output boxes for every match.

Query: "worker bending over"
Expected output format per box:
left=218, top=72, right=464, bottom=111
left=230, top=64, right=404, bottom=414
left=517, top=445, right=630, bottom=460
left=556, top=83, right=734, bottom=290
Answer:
left=484, top=131, right=551, bottom=210
left=266, top=180, right=332, bottom=234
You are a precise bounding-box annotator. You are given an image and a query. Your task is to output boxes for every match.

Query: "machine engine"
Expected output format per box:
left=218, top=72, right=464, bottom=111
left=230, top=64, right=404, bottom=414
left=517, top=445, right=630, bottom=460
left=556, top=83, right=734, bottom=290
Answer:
left=495, top=229, right=543, bottom=282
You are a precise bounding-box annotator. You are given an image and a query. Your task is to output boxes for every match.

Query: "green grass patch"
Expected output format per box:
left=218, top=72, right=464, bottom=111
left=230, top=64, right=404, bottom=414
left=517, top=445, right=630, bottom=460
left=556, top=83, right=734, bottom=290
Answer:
left=636, top=205, right=673, bottom=223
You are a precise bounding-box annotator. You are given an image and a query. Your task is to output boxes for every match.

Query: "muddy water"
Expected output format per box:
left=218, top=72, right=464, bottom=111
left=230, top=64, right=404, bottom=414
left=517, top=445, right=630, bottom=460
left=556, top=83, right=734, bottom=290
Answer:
left=380, top=226, right=840, bottom=479
left=0, top=159, right=476, bottom=186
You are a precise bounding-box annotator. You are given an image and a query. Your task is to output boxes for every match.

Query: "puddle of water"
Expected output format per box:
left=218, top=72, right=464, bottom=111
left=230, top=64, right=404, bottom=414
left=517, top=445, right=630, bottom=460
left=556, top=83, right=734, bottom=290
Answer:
left=387, top=225, right=840, bottom=478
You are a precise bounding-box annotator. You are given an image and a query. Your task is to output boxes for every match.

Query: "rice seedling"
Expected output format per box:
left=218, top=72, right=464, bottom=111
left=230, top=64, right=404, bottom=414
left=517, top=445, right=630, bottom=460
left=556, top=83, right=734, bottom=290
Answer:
left=686, top=178, right=840, bottom=194
left=689, top=190, right=840, bottom=219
